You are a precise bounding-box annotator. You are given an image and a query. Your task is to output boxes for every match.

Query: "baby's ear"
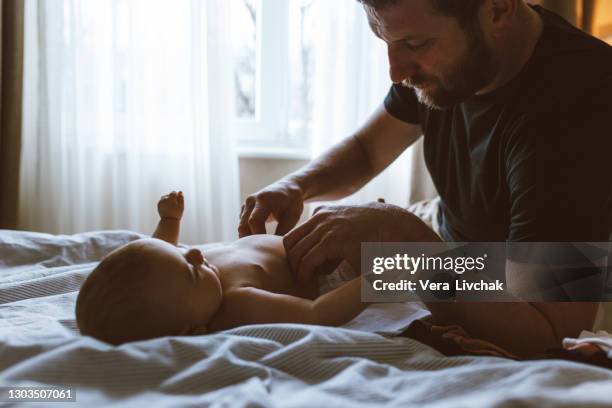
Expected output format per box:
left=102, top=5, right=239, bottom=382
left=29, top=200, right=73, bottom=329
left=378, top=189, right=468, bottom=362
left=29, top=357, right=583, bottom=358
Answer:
left=185, top=248, right=204, bottom=266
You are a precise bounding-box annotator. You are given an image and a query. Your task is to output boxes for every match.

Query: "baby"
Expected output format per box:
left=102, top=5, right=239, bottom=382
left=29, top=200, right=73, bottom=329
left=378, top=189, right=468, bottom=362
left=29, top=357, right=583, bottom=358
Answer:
left=76, top=191, right=366, bottom=345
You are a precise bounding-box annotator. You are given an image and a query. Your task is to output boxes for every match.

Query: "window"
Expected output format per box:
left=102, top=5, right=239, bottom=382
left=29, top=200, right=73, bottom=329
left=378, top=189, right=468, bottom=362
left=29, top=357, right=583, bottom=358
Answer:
left=231, top=0, right=314, bottom=157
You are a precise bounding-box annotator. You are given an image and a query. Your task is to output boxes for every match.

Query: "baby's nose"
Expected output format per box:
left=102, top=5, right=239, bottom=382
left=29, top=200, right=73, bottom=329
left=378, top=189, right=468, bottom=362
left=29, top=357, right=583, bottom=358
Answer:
left=185, top=248, right=204, bottom=265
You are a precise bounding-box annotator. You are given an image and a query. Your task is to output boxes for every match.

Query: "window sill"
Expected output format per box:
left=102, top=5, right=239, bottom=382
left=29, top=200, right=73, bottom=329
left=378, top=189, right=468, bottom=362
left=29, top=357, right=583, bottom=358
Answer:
left=237, top=146, right=312, bottom=160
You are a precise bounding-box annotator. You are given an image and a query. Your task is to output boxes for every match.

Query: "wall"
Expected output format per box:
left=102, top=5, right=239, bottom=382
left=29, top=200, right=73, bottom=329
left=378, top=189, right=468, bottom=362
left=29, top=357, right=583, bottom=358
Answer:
left=238, top=157, right=310, bottom=232
left=238, top=157, right=309, bottom=203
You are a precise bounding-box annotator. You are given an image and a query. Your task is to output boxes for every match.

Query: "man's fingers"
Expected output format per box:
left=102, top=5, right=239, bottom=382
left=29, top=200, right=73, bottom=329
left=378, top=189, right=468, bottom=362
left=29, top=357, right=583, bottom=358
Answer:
left=283, top=215, right=320, bottom=254
left=238, top=200, right=256, bottom=237
left=297, top=235, right=341, bottom=284
left=286, top=224, right=327, bottom=272
left=238, top=224, right=251, bottom=238
left=314, top=258, right=343, bottom=276
left=274, top=206, right=302, bottom=236
left=247, top=203, right=270, bottom=235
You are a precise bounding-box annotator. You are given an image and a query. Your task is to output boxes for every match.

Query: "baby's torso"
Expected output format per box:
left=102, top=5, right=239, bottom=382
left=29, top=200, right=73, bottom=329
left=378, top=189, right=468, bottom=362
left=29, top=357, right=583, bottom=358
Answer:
left=195, top=235, right=319, bottom=300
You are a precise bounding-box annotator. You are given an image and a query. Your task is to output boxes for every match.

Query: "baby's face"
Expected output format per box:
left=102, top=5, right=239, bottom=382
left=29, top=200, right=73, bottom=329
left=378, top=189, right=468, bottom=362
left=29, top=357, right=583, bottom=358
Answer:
left=77, top=238, right=224, bottom=343
left=76, top=239, right=223, bottom=344
left=136, top=238, right=223, bottom=330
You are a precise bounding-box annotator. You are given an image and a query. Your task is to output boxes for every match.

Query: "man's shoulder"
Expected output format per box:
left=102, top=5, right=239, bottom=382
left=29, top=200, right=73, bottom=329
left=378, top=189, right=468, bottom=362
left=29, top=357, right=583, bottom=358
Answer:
left=533, top=4, right=612, bottom=64
left=517, top=6, right=612, bottom=115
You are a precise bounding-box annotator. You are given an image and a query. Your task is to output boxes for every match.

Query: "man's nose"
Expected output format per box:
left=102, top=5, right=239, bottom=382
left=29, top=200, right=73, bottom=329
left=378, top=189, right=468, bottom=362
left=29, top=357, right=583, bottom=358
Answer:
left=388, top=45, right=418, bottom=84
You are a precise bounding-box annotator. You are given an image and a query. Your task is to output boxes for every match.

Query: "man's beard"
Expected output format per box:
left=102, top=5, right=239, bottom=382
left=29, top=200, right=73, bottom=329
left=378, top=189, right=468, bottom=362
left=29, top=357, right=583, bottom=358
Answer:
left=402, top=21, right=498, bottom=110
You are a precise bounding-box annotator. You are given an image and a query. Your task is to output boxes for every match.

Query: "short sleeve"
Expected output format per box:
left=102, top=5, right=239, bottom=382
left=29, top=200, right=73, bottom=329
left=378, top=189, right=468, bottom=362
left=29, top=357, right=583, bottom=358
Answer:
left=384, top=83, right=422, bottom=125
left=505, top=112, right=612, bottom=242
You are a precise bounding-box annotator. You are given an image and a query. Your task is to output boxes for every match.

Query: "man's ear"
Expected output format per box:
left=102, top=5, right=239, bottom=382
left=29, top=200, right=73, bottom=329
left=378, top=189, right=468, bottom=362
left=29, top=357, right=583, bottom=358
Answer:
left=480, top=0, right=517, bottom=34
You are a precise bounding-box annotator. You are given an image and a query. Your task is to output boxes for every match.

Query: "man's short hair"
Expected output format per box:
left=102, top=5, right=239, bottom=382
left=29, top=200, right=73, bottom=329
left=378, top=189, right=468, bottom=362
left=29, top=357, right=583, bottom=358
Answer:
left=357, top=0, right=484, bottom=28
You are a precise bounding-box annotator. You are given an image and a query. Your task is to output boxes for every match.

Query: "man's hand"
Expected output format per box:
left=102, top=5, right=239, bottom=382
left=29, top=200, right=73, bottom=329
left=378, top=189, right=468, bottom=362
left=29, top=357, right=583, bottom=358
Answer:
left=158, top=191, right=184, bottom=220
left=283, top=202, right=440, bottom=284
left=239, top=180, right=304, bottom=237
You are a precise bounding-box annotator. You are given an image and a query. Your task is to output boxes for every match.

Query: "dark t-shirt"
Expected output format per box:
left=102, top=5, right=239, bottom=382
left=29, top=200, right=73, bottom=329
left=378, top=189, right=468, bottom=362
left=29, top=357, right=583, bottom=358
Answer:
left=385, top=5, right=612, bottom=242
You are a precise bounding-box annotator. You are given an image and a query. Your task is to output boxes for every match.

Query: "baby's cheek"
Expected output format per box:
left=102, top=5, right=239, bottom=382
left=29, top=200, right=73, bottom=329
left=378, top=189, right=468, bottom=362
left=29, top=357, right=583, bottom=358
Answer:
left=197, top=282, right=223, bottom=320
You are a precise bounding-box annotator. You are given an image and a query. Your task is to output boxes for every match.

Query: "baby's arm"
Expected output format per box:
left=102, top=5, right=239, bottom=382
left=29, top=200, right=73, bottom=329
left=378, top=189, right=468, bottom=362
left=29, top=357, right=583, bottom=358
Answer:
left=216, top=277, right=368, bottom=328
left=152, top=191, right=184, bottom=246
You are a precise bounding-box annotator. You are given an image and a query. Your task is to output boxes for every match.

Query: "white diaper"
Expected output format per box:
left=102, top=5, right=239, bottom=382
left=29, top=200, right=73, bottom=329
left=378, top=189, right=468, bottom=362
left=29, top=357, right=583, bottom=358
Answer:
left=593, top=302, right=612, bottom=332
left=563, top=329, right=612, bottom=359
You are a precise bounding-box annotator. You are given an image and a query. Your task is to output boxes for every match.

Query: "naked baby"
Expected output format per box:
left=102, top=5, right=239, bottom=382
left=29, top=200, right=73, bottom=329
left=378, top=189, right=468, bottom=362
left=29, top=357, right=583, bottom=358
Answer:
left=76, top=191, right=366, bottom=345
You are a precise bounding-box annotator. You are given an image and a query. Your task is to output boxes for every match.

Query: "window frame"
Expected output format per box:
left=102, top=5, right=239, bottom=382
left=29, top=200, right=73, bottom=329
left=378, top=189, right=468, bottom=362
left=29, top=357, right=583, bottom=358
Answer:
left=233, top=0, right=312, bottom=157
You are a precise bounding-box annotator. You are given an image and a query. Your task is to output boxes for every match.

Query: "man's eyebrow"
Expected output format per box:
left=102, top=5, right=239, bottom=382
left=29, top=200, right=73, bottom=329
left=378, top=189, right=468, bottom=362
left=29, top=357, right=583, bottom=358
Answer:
left=367, top=21, right=425, bottom=43
left=393, top=34, right=427, bottom=43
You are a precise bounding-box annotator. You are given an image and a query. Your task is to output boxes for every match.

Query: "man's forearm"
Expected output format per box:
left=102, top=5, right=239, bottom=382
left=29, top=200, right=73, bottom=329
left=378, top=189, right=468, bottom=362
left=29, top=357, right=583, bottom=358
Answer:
left=289, top=135, right=376, bottom=203
left=152, top=218, right=180, bottom=246
left=270, top=106, right=422, bottom=207
left=425, top=301, right=562, bottom=358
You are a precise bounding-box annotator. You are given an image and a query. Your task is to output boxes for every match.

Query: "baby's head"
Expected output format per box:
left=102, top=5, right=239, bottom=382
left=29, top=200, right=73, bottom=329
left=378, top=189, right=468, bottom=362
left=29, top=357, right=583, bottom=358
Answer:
left=76, top=238, right=222, bottom=345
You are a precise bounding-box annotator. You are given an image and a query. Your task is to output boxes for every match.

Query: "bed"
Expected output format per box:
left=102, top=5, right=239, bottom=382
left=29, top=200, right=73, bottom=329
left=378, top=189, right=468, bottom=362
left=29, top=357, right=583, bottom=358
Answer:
left=2, top=229, right=612, bottom=407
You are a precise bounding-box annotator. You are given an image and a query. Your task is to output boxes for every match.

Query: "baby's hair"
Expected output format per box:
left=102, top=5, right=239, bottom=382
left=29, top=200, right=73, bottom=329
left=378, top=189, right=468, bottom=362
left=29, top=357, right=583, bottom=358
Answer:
left=77, top=245, right=145, bottom=344
left=76, top=242, right=187, bottom=345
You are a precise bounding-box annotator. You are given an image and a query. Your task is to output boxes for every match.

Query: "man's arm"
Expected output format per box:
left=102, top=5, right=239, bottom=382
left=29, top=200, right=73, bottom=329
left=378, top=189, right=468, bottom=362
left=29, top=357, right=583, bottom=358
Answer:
left=443, top=111, right=607, bottom=357
left=423, top=256, right=601, bottom=358
left=425, top=301, right=597, bottom=358
left=239, top=106, right=422, bottom=236
left=292, top=106, right=422, bottom=202
left=212, top=277, right=367, bottom=329
left=152, top=191, right=184, bottom=246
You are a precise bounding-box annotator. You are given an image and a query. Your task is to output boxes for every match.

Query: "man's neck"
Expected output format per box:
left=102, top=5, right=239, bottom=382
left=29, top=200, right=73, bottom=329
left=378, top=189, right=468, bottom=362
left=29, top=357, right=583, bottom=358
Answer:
left=477, top=4, right=544, bottom=95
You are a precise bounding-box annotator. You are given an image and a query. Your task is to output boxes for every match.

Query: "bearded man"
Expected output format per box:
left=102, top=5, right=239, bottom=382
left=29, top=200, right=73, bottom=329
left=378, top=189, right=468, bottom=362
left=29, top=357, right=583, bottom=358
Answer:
left=239, top=0, right=612, bottom=357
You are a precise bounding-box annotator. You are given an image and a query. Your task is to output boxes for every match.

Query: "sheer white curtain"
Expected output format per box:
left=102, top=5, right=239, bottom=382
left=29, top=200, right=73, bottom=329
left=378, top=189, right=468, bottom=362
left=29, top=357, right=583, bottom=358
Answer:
left=310, top=0, right=436, bottom=208
left=20, top=0, right=239, bottom=244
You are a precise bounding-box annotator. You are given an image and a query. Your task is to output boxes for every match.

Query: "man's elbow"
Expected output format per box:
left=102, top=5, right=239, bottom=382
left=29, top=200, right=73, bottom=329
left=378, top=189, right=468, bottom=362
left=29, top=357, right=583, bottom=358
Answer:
left=536, top=302, right=599, bottom=342
left=426, top=302, right=560, bottom=358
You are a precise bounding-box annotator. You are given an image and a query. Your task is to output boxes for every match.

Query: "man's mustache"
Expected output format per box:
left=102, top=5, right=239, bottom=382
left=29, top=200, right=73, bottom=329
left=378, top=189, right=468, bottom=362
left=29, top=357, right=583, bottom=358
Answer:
left=401, top=76, right=434, bottom=88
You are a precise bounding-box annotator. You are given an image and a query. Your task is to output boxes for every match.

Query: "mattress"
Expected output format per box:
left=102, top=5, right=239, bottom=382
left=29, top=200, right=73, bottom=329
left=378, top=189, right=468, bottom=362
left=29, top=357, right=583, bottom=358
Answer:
left=2, top=229, right=612, bottom=407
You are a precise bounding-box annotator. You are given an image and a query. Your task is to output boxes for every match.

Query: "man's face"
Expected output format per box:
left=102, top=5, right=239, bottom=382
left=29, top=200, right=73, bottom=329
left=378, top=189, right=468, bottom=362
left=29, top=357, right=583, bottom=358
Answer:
left=366, top=0, right=498, bottom=109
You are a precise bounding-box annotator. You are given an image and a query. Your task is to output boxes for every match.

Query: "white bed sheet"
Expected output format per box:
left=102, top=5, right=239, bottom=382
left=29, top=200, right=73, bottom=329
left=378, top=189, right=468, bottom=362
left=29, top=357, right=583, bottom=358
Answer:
left=2, top=229, right=612, bottom=407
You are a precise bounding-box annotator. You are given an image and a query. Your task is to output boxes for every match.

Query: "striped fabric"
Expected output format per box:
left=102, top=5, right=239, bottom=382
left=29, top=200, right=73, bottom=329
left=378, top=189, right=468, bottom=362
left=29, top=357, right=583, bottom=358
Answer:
left=2, top=230, right=612, bottom=407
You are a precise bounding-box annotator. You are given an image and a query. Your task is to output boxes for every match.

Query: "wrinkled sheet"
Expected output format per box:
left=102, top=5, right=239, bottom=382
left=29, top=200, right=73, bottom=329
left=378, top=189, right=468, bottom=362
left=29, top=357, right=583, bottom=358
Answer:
left=2, top=229, right=612, bottom=407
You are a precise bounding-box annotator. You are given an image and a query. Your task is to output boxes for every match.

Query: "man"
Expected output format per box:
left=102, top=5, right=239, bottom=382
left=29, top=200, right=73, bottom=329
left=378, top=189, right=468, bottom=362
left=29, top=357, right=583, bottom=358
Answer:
left=239, top=0, right=612, bottom=357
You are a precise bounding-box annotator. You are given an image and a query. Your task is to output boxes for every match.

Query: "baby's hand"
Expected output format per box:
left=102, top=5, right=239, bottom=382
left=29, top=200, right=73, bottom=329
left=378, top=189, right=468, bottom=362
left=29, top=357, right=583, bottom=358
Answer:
left=158, top=191, right=184, bottom=220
